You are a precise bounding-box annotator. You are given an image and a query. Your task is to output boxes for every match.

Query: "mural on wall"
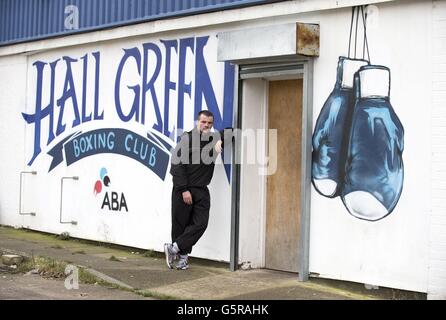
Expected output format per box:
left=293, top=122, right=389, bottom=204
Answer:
left=18, top=34, right=234, bottom=256
left=312, top=6, right=404, bottom=221
left=21, top=35, right=235, bottom=182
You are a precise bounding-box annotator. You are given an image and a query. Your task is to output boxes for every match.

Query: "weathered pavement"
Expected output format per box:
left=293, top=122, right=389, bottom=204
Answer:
left=0, top=226, right=424, bottom=300
left=0, top=272, right=151, bottom=300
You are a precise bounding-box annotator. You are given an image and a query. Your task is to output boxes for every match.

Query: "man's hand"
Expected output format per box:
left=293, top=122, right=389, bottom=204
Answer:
left=182, top=191, right=193, bottom=205
left=214, top=140, right=223, bottom=154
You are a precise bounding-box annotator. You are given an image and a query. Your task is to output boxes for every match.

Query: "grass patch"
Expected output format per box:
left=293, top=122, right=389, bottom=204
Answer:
left=15, top=256, right=67, bottom=278
left=56, top=232, right=70, bottom=241
left=78, top=268, right=100, bottom=284
left=16, top=258, right=37, bottom=274
left=38, top=258, right=67, bottom=278
left=78, top=268, right=135, bottom=292
left=143, top=250, right=157, bottom=258
left=136, top=289, right=178, bottom=300
left=109, top=255, right=121, bottom=262
left=15, top=256, right=116, bottom=289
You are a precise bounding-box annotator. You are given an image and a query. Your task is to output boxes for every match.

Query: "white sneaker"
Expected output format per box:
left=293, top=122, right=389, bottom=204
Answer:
left=176, top=255, right=189, bottom=270
left=164, top=243, right=176, bottom=269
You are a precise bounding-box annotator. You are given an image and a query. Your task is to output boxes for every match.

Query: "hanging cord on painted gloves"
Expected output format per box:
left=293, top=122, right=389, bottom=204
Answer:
left=348, top=6, right=361, bottom=59
left=361, top=5, right=371, bottom=63
left=348, top=6, right=355, bottom=58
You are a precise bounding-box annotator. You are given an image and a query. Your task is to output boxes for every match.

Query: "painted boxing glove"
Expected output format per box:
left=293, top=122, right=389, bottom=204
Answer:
left=312, top=56, right=368, bottom=197
left=341, top=65, right=404, bottom=221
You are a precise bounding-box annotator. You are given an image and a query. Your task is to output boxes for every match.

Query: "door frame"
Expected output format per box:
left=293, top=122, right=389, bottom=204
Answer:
left=229, top=58, right=313, bottom=281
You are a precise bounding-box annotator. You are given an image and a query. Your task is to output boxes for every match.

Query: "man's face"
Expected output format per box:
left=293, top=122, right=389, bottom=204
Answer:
left=197, top=115, right=214, bottom=133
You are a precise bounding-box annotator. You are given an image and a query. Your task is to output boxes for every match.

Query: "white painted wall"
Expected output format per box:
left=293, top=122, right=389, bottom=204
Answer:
left=308, top=0, right=432, bottom=293
left=429, top=0, right=446, bottom=300
left=0, top=55, right=27, bottom=228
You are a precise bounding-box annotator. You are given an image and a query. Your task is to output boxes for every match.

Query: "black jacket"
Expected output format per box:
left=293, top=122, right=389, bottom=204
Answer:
left=170, top=128, right=223, bottom=192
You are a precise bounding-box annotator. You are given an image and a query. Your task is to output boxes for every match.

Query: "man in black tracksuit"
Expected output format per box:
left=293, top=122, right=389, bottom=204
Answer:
left=164, top=110, right=225, bottom=270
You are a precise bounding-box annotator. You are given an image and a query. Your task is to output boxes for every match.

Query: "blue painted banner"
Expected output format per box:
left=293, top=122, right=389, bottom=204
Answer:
left=47, top=128, right=171, bottom=180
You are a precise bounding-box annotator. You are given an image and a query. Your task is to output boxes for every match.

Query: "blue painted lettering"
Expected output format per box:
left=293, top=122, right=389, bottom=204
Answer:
left=149, top=147, right=156, bottom=167
left=73, top=139, right=80, bottom=157
left=22, top=52, right=102, bottom=165
left=23, top=36, right=235, bottom=169
left=115, top=48, right=141, bottom=122
left=92, top=51, right=103, bottom=120
left=56, top=56, right=81, bottom=135
left=125, top=134, right=132, bottom=152
left=142, top=42, right=162, bottom=131
left=107, top=132, right=115, bottom=150
left=161, top=39, right=177, bottom=138
left=177, top=37, right=194, bottom=134
left=81, top=54, right=92, bottom=123
left=72, top=131, right=115, bottom=158
left=195, top=37, right=235, bottom=131
left=22, top=60, right=56, bottom=165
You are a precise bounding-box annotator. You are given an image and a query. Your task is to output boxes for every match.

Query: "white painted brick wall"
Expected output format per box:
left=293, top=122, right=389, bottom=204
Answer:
left=429, top=0, right=446, bottom=300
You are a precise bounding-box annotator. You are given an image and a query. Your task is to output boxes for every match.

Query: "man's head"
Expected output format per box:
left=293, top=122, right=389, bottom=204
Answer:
left=196, top=110, right=214, bottom=133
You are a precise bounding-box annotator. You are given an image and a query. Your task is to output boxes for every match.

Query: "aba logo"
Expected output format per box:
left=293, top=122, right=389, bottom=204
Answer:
left=94, top=167, right=128, bottom=212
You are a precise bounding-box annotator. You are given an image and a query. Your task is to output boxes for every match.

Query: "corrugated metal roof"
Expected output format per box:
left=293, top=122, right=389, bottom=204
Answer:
left=0, top=0, right=281, bottom=46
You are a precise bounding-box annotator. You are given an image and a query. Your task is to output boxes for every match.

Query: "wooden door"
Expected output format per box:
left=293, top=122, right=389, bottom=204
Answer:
left=265, top=79, right=302, bottom=272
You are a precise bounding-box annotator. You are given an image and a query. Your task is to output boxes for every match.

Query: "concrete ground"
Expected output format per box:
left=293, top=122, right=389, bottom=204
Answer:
left=0, top=226, right=425, bottom=300
left=0, top=271, right=151, bottom=300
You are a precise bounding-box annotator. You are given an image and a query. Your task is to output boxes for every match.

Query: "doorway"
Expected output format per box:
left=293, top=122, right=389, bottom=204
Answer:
left=265, top=79, right=303, bottom=273
left=235, top=61, right=312, bottom=278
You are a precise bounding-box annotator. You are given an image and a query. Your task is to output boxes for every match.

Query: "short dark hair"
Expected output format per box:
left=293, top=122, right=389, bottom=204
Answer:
left=197, top=110, right=214, bottom=119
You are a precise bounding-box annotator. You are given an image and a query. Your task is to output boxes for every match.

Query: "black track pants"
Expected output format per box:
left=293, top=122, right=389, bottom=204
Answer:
left=171, top=187, right=210, bottom=255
